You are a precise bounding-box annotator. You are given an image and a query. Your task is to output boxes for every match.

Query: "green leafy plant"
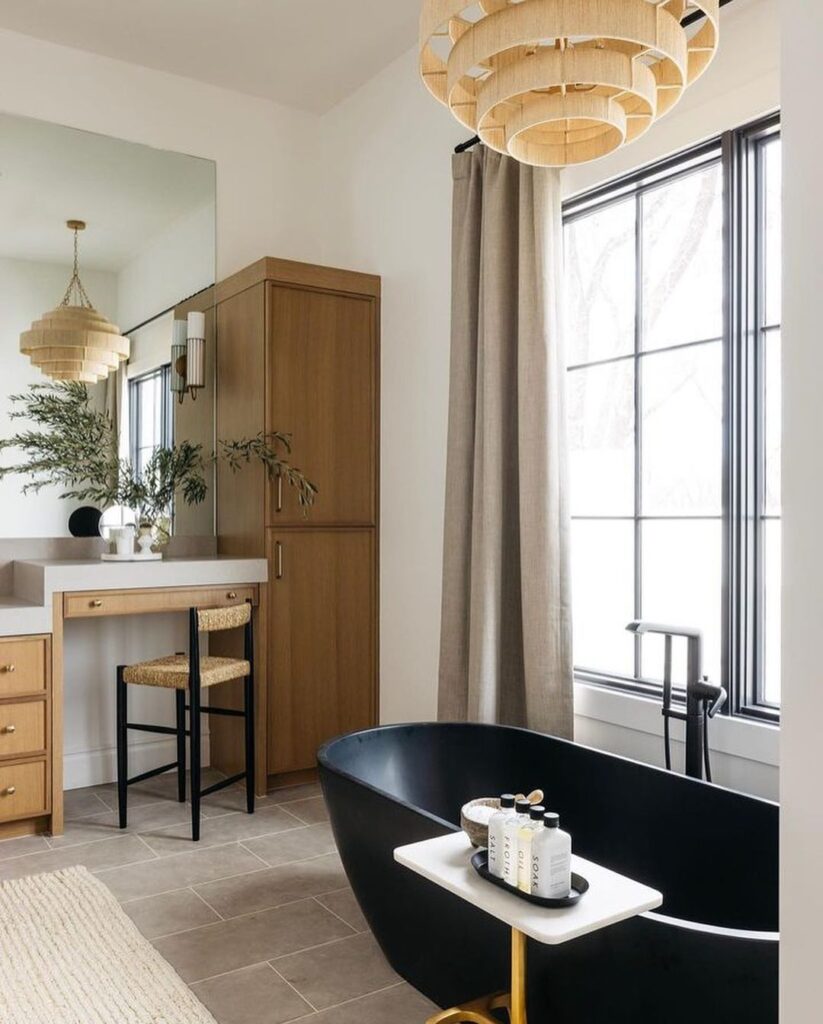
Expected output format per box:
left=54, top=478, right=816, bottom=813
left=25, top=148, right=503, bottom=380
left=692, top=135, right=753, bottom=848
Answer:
left=0, top=381, right=317, bottom=526
left=219, top=432, right=317, bottom=512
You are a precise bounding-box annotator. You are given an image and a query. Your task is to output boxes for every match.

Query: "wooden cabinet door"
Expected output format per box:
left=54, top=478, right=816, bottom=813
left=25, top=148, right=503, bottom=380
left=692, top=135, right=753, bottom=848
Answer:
left=268, top=529, right=377, bottom=774
left=267, top=284, right=377, bottom=526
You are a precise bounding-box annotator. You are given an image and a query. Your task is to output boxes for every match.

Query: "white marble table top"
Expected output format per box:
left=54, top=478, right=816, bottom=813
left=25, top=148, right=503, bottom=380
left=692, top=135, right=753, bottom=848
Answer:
left=394, top=831, right=663, bottom=946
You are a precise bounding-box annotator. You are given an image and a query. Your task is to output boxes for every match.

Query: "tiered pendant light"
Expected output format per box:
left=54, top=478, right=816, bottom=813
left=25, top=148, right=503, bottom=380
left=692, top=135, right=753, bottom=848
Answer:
left=20, top=220, right=128, bottom=383
left=420, top=0, right=720, bottom=167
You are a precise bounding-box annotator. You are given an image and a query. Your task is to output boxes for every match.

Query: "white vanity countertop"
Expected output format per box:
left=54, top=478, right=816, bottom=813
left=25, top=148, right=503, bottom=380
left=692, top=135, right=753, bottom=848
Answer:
left=0, top=557, right=268, bottom=636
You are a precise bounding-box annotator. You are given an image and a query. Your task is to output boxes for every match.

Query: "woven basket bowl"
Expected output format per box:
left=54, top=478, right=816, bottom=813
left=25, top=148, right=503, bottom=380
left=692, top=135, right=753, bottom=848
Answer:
left=461, top=797, right=501, bottom=848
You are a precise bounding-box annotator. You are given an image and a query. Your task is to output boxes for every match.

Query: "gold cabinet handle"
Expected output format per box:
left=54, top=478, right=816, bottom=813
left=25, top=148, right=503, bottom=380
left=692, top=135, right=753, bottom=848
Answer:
left=91, top=599, right=103, bottom=608
left=3, top=786, right=15, bottom=796
left=227, top=591, right=237, bottom=600
left=275, top=541, right=284, bottom=580
left=2, top=725, right=15, bottom=735
left=0, top=664, right=15, bottom=674
left=276, top=475, right=283, bottom=513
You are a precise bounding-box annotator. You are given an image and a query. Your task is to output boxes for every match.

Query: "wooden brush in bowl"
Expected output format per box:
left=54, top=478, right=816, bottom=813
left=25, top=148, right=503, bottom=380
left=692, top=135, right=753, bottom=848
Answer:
left=461, top=790, right=544, bottom=848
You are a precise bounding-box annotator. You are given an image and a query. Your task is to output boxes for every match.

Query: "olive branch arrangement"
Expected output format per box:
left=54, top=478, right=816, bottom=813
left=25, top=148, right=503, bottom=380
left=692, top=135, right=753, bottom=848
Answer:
left=0, top=381, right=317, bottom=527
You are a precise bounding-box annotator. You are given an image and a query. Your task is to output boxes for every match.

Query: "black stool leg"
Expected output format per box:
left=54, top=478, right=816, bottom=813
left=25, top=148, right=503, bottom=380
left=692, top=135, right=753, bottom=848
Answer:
left=190, top=677, right=201, bottom=842
left=116, top=666, right=128, bottom=829
left=244, top=673, right=255, bottom=815
left=175, top=689, right=186, bottom=802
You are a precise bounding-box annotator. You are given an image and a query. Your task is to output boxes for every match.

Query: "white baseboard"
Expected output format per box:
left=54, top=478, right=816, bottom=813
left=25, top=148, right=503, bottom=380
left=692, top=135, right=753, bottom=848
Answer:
left=64, top=735, right=211, bottom=791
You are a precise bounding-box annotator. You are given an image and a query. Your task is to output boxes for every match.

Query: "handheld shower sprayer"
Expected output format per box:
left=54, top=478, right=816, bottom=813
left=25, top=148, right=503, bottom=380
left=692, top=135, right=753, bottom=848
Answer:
left=625, top=621, right=727, bottom=782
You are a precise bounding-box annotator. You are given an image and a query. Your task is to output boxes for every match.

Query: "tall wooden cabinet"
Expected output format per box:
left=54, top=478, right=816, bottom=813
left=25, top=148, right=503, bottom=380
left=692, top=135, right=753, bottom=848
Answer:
left=213, top=259, right=379, bottom=783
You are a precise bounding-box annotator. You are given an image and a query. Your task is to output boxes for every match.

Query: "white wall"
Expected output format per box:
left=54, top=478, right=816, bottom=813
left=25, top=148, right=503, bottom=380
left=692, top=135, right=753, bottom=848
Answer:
left=314, top=0, right=780, bottom=798
left=317, top=47, right=464, bottom=726
left=780, top=0, right=820, bottom=1016
left=0, top=257, right=118, bottom=537
left=117, top=199, right=215, bottom=331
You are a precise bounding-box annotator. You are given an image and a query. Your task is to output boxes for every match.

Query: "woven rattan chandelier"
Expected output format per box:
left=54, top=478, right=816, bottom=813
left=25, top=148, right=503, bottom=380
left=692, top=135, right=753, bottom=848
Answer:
left=20, top=220, right=128, bottom=383
left=420, top=0, right=720, bottom=167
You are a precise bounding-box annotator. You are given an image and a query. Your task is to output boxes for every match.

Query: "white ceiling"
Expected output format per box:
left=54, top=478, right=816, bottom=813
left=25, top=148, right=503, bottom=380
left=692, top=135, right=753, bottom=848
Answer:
left=0, top=113, right=215, bottom=271
left=0, top=0, right=421, bottom=114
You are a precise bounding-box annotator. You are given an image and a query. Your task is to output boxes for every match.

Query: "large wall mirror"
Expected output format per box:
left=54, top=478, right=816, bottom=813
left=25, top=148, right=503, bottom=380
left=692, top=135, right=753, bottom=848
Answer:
left=0, top=113, right=216, bottom=539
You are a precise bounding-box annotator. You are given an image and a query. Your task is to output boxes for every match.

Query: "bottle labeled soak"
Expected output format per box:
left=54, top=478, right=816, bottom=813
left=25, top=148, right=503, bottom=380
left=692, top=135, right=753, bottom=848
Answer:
left=531, top=812, right=572, bottom=899
left=487, top=795, right=517, bottom=879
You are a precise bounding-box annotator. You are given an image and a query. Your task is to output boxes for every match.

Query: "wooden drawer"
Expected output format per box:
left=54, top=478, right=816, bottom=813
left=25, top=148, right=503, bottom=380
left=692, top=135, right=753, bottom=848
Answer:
left=0, top=761, right=47, bottom=822
left=64, top=585, right=258, bottom=620
left=0, top=638, right=48, bottom=697
left=0, top=702, right=46, bottom=759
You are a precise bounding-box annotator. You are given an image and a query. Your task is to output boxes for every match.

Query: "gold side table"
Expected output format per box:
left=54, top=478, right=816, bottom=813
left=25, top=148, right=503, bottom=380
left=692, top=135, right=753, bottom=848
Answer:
left=395, top=832, right=663, bottom=1024
left=426, top=928, right=525, bottom=1024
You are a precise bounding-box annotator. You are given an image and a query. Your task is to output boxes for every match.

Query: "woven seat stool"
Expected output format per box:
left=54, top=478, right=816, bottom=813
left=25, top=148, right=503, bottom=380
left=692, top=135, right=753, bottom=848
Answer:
left=116, top=601, right=255, bottom=842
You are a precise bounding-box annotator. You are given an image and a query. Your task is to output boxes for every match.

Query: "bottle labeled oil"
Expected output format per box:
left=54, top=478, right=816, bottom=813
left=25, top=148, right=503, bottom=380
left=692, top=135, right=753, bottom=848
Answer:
left=487, top=794, right=516, bottom=878
left=517, top=805, right=546, bottom=893
left=531, top=812, right=572, bottom=899
left=502, top=799, right=532, bottom=887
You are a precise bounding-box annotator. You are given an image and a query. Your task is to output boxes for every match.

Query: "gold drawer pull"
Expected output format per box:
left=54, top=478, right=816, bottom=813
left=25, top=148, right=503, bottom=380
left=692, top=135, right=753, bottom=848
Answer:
left=2, top=786, right=15, bottom=797
left=91, top=599, right=103, bottom=608
left=0, top=664, right=14, bottom=674
left=227, top=591, right=237, bottom=600
left=2, top=725, right=15, bottom=735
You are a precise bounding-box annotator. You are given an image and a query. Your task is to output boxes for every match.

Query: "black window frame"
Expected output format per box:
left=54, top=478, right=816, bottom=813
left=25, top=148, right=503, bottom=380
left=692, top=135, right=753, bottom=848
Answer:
left=563, top=112, right=781, bottom=724
left=129, top=364, right=174, bottom=478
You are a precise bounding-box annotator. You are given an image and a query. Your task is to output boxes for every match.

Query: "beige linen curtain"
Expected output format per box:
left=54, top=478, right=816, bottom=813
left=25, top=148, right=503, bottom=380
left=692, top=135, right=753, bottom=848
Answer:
left=438, top=146, right=573, bottom=738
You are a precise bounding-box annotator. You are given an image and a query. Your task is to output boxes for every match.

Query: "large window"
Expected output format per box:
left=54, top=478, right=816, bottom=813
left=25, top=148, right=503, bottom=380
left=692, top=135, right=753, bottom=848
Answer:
left=564, top=115, right=781, bottom=719
left=129, top=365, right=173, bottom=479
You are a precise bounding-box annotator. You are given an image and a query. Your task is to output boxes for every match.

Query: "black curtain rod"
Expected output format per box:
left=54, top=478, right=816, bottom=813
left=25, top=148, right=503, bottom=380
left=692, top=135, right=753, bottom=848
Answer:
left=123, top=282, right=215, bottom=337
left=454, top=0, right=737, bottom=155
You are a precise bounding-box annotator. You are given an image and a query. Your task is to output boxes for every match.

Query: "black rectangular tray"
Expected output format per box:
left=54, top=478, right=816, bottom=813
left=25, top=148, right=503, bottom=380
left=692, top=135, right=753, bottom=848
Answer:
left=471, top=850, right=588, bottom=908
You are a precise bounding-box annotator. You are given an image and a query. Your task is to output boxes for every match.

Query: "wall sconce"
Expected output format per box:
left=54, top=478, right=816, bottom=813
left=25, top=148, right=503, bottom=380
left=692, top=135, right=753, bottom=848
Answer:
left=171, top=319, right=187, bottom=404
left=170, top=312, right=206, bottom=404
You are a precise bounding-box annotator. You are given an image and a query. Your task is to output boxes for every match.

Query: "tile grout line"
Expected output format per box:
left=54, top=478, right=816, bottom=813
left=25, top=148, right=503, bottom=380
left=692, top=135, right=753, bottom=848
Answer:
left=95, top=855, right=284, bottom=902
left=311, top=894, right=361, bottom=933
left=267, top=932, right=361, bottom=966
left=56, top=800, right=253, bottom=842
left=185, top=923, right=367, bottom=986
left=237, top=840, right=275, bottom=869
left=188, top=884, right=226, bottom=921
left=0, top=834, right=159, bottom=880
left=117, top=856, right=348, bottom=911
left=268, top=962, right=320, bottom=1014
left=154, top=884, right=359, bottom=938
left=275, top=803, right=315, bottom=827
left=132, top=832, right=161, bottom=859
left=284, top=980, right=409, bottom=1022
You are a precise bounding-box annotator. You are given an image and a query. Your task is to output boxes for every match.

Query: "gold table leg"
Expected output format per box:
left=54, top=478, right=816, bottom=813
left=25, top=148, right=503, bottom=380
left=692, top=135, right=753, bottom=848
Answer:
left=425, top=927, right=527, bottom=1024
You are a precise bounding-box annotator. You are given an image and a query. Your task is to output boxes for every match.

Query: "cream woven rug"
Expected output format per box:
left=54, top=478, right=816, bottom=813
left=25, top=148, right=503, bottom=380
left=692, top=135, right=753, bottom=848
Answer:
left=0, top=866, right=217, bottom=1024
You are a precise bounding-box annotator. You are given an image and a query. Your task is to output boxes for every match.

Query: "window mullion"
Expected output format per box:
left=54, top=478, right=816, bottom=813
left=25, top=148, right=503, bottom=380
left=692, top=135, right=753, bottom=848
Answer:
left=634, top=189, right=643, bottom=681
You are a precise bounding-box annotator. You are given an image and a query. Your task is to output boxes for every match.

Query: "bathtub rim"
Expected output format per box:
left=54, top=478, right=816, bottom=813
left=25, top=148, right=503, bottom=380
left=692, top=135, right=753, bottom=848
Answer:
left=317, top=721, right=780, bottom=945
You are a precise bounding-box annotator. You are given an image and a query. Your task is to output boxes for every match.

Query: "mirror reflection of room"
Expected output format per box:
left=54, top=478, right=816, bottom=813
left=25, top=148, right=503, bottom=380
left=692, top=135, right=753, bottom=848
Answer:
left=0, top=112, right=216, bottom=546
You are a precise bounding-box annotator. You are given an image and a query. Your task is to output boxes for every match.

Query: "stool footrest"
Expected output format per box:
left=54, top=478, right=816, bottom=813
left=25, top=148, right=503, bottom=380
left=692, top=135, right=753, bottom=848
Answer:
left=128, top=722, right=187, bottom=737
left=129, top=761, right=180, bottom=787
left=201, top=772, right=246, bottom=797
left=185, top=705, right=246, bottom=719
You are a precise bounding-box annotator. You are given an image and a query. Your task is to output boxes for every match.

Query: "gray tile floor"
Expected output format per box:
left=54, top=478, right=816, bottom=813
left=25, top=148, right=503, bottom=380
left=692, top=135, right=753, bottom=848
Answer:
left=0, top=773, right=439, bottom=1024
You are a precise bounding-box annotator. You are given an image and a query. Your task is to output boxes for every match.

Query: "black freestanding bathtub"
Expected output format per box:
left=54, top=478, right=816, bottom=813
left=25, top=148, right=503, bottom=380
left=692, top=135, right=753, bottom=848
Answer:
left=318, top=723, right=778, bottom=1023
